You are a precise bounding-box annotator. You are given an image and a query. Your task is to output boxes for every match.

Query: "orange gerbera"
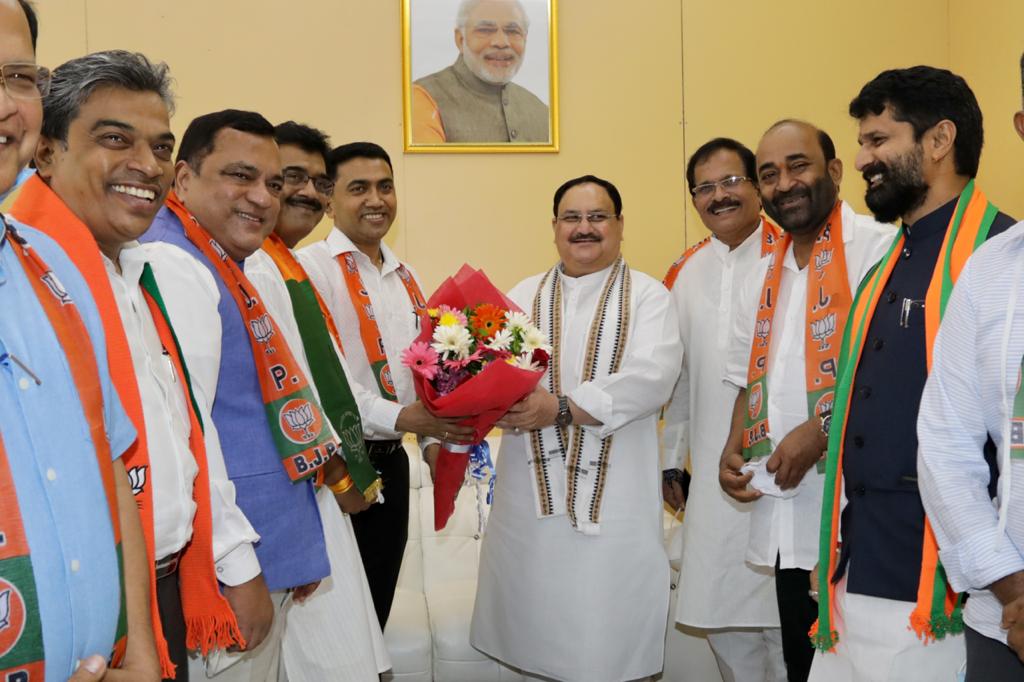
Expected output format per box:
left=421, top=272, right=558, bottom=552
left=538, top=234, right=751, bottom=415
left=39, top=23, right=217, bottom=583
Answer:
left=471, top=303, right=505, bottom=340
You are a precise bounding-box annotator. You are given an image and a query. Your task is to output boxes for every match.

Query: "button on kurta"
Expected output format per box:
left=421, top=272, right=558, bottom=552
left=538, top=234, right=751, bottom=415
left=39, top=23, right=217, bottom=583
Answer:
left=886, top=291, right=897, bottom=303
left=46, top=467, right=57, bottom=481
left=70, top=559, right=80, bottom=572
left=873, top=338, right=885, bottom=350
left=853, top=435, right=865, bottom=448
left=18, top=377, right=30, bottom=390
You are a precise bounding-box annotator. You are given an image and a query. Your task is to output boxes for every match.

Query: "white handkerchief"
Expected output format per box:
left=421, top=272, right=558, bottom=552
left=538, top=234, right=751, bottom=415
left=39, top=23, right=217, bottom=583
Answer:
left=741, top=458, right=799, bottom=499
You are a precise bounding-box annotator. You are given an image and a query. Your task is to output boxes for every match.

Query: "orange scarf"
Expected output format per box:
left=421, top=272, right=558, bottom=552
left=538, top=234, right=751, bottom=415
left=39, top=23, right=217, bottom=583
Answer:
left=10, top=176, right=168, bottom=675
left=742, top=203, right=848, bottom=461
left=662, top=218, right=780, bottom=290
left=166, top=193, right=340, bottom=481
left=2, top=220, right=127, bottom=676
left=334, top=250, right=427, bottom=401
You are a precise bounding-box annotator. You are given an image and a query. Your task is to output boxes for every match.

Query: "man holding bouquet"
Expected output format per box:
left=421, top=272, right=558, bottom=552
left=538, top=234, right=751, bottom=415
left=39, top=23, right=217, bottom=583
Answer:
left=297, top=142, right=472, bottom=628
left=470, top=175, right=683, bottom=681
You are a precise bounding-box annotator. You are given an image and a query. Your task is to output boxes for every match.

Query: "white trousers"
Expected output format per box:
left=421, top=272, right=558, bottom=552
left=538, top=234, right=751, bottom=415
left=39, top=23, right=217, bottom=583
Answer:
left=189, top=590, right=288, bottom=682
left=707, top=628, right=787, bottom=682
left=808, top=578, right=965, bottom=682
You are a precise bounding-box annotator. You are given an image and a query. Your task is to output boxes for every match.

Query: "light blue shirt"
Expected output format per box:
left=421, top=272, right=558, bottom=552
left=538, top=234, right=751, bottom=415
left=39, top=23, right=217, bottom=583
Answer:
left=0, top=217, right=136, bottom=681
left=918, top=220, right=1024, bottom=645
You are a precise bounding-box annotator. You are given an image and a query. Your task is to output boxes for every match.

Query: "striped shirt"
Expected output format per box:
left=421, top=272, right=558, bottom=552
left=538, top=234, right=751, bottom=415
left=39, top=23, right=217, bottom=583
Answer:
left=918, top=220, right=1024, bottom=644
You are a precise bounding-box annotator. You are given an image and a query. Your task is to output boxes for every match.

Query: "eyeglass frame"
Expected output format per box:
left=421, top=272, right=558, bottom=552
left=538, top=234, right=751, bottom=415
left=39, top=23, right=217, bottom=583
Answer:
left=555, top=211, right=620, bottom=225
left=689, top=175, right=754, bottom=199
left=0, top=62, right=52, bottom=100
left=282, top=167, right=335, bottom=195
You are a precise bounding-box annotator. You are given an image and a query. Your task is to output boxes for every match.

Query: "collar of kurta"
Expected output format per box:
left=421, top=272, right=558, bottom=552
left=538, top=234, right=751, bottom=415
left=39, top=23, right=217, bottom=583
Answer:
left=325, top=226, right=400, bottom=275
left=901, top=195, right=959, bottom=242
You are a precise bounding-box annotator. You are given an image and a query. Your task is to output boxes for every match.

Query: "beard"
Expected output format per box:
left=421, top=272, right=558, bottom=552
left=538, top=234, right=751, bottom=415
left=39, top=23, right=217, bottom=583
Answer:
left=462, top=46, right=522, bottom=85
left=862, top=146, right=929, bottom=224
left=763, top=174, right=838, bottom=235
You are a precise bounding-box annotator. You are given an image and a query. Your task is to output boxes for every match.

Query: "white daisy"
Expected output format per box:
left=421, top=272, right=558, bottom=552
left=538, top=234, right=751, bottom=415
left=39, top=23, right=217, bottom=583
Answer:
left=431, top=323, right=473, bottom=359
left=509, top=353, right=542, bottom=372
left=504, top=310, right=532, bottom=332
left=486, top=328, right=514, bottom=351
left=520, top=325, right=551, bottom=354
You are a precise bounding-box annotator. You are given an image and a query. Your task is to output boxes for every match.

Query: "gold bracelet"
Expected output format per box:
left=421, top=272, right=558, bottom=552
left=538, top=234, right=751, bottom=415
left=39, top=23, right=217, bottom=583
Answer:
left=328, top=474, right=354, bottom=495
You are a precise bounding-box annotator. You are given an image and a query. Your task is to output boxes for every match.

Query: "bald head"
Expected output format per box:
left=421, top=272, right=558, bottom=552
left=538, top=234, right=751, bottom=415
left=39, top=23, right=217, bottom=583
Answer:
left=756, top=120, right=843, bottom=235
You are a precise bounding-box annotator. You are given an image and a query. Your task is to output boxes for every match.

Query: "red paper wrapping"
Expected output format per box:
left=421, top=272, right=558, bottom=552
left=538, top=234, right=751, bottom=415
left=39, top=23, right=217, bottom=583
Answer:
left=411, top=265, right=545, bottom=530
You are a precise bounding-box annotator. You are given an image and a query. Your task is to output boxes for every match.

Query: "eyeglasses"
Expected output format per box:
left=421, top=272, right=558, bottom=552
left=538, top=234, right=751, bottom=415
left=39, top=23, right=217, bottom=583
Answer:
left=0, top=63, right=52, bottom=100
left=690, top=175, right=752, bottom=199
left=282, top=168, right=335, bottom=195
left=557, top=211, right=617, bottom=225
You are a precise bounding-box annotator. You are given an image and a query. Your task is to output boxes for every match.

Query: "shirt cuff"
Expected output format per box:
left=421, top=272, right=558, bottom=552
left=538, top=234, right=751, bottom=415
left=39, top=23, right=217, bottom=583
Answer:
left=568, top=383, right=615, bottom=439
left=364, top=398, right=403, bottom=439
left=938, top=529, right=1024, bottom=594
left=215, top=542, right=262, bottom=587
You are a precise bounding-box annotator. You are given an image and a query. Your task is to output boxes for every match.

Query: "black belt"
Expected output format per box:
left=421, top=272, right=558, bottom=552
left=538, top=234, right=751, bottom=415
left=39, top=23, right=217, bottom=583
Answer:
left=365, top=440, right=403, bottom=457
left=155, top=549, right=183, bottom=579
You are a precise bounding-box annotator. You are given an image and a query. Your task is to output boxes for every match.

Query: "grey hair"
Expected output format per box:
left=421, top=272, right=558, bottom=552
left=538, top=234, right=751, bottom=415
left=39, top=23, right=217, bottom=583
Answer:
left=42, top=50, right=175, bottom=143
left=456, top=0, right=530, bottom=33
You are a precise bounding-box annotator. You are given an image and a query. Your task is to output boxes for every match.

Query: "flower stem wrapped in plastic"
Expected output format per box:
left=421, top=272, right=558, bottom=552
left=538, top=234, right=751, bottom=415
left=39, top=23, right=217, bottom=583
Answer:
left=402, top=265, right=549, bottom=530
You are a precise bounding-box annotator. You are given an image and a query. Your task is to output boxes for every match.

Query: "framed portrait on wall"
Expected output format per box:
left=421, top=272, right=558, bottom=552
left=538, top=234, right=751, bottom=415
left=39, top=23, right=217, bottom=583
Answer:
left=402, top=0, right=559, bottom=153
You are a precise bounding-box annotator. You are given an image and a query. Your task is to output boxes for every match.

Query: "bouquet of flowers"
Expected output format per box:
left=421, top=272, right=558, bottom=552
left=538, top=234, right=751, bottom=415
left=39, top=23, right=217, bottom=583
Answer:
left=402, top=265, right=549, bottom=530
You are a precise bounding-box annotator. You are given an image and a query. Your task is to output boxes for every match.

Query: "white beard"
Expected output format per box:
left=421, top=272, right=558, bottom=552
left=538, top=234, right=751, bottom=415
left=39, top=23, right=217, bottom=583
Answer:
left=461, top=45, right=522, bottom=85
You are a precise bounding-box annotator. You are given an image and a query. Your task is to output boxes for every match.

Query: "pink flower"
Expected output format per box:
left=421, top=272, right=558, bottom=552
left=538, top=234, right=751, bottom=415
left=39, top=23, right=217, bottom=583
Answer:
left=436, top=304, right=469, bottom=328
left=402, top=341, right=440, bottom=380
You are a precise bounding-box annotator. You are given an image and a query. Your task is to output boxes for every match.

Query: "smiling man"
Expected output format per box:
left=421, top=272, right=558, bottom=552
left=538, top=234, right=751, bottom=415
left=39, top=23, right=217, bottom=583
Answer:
left=12, top=50, right=261, bottom=682
left=141, top=110, right=347, bottom=681
left=718, top=121, right=894, bottom=682
left=471, top=175, right=683, bottom=681
left=411, top=0, right=548, bottom=143
left=298, top=141, right=472, bottom=629
left=662, top=138, right=786, bottom=682
left=808, top=66, right=1016, bottom=682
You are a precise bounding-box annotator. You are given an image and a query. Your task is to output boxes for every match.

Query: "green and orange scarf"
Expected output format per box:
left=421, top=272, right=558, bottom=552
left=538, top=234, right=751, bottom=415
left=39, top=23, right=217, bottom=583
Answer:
left=166, top=193, right=340, bottom=482
left=813, top=180, right=1001, bottom=650
left=335, top=250, right=427, bottom=401
left=743, top=203, right=849, bottom=463
left=0, top=220, right=127, bottom=679
left=263, top=234, right=382, bottom=501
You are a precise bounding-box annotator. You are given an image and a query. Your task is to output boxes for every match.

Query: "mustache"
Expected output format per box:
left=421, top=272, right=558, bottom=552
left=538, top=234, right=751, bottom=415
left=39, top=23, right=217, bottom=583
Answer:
left=286, top=196, right=324, bottom=212
left=708, top=198, right=741, bottom=213
left=770, top=186, right=810, bottom=209
left=569, top=234, right=601, bottom=243
left=861, top=161, right=887, bottom=183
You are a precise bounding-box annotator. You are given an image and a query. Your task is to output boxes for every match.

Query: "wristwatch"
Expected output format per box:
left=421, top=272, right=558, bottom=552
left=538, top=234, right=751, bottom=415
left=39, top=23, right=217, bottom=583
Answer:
left=555, top=394, right=573, bottom=428
left=819, top=410, right=833, bottom=438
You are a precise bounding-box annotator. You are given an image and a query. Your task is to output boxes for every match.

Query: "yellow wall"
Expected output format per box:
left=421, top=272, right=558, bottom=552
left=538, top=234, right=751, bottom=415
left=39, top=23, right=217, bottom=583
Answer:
left=25, top=0, right=1023, bottom=292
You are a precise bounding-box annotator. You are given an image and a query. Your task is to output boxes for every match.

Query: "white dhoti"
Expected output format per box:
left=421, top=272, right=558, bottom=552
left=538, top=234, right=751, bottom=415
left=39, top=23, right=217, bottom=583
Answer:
left=808, top=577, right=965, bottom=682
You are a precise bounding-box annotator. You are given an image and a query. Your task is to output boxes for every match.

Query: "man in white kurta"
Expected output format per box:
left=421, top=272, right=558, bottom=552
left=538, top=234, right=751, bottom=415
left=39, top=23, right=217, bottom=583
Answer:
left=662, top=138, right=784, bottom=682
left=471, top=175, right=683, bottom=682
left=719, top=122, right=894, bottom=681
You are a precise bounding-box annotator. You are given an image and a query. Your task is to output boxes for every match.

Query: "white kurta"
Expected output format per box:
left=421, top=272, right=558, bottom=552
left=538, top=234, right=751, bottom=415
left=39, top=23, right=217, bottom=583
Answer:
left=470, top=264, right=683, bottom=682
left=663, top=225, right=780, bottom=629
left=245, top=249, right=390, bottom=680
left=723, top=202, right=895, bottom=570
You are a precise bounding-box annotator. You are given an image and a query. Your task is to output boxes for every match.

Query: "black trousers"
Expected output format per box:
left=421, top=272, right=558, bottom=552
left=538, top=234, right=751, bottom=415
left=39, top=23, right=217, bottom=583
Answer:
left=156, top=569, right=188, bottom=682
left=966, top=624, right=1024, bottom=681
left=774, top=557, right=817, bottom=682
left=349, top=440, right=410, bottom=630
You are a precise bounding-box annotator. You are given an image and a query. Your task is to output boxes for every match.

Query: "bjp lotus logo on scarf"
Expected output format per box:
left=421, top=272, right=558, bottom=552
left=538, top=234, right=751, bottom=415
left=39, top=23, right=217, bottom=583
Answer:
left=814, top=249, right=833, bottom=280
left=380, top=364, right=396, bottom=395
left=280, top=399, right=322, bottom=444
left=40, top=271, right=72, bottom=305
left=0, top=581, right=26, bottom=657
left=250, top=314, right=276, bottom=352
left=811, top=313, right=837, bottom=351
left=127, top=465, right=148, bottom=496
left=748, top=383, right=763, bottom=420
left=754, top=319, right=771, bottom=347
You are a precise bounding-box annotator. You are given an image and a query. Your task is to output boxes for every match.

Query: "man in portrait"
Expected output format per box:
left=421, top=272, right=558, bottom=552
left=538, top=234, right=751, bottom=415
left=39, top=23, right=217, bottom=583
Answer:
left=411, top=0, right=549, bottom=144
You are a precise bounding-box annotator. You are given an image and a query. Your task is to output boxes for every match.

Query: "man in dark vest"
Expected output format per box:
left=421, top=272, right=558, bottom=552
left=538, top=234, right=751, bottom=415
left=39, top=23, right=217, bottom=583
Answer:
left=412, top=0, right=549, bottom=144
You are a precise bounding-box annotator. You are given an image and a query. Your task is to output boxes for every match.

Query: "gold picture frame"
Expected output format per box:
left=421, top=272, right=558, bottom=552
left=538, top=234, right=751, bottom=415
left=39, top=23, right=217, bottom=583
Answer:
left=402, top=0, right=559, bottom=153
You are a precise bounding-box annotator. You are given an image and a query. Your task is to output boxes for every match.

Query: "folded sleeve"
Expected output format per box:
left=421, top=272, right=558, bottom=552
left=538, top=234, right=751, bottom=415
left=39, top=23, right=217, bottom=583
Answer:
left=918, top=261, right=1024, bottom=592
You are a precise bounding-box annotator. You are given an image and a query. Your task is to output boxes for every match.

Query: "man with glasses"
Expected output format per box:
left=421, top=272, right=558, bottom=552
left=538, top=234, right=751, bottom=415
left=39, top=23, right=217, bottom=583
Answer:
left=298, top=141, right=472, bottom=629
left=718, top=121, right=893, bottom=681
left=0, top=1, right=159, bottom=680
left=411, top=0, right=548, bottom=144
left=662, top=137, right=786, bottom=682
left=471, top=175, right=683, bottom=681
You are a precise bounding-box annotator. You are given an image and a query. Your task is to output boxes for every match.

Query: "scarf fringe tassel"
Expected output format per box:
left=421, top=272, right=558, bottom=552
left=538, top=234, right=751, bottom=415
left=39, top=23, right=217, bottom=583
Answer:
left=185, top=615, right=247, bottom=657
left=909, top=608, right=964, bottom=644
